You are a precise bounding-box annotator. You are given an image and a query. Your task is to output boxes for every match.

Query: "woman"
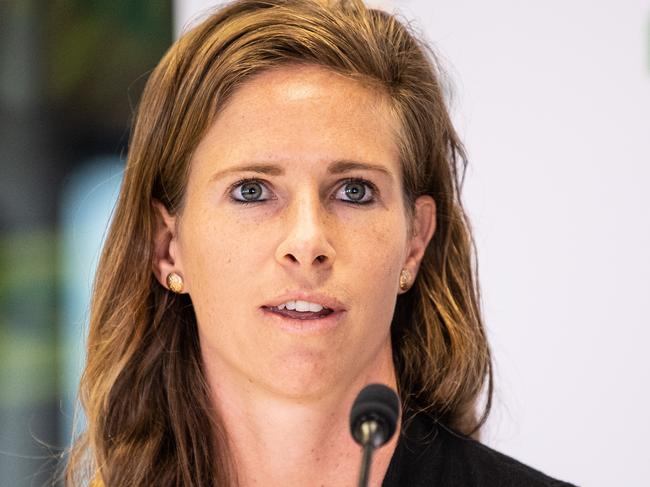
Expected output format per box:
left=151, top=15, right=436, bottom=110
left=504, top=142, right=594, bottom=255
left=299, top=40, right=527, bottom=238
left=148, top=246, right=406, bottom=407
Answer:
left=67, top=0, right=574, bottom=485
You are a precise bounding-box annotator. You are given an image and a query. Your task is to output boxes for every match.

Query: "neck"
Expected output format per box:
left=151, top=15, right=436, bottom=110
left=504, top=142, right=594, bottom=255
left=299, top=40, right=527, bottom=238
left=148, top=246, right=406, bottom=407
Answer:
left=205, top=340, right=400, bottom=487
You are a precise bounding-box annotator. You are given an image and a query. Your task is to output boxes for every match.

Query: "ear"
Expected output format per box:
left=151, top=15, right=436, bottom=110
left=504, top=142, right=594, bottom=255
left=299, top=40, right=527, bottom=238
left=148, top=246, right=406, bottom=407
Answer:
left=401, top=195, right=436, bottom=289
left=152, top=199, right=185, bottom=292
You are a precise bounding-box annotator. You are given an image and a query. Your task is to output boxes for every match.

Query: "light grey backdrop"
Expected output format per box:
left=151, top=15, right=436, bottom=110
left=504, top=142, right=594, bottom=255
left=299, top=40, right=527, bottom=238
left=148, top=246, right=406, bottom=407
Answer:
left=173, top=1, right=650, bottom=485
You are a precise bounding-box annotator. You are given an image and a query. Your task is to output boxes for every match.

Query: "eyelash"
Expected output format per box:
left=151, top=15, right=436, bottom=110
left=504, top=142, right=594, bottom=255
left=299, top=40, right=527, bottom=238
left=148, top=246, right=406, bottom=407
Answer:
left=227, top=177, right=378, bottom=206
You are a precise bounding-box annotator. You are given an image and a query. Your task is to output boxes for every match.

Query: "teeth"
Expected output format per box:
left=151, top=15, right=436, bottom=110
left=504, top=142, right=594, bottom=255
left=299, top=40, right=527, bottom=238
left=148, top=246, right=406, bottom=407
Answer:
left=277, top=300, right=325, bottom=312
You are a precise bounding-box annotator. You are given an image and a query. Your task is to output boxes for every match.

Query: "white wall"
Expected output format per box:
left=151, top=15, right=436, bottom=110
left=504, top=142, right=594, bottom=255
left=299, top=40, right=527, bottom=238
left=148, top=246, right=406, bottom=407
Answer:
left=174, top=1, right=650, bottom=485
left=400, top=2, right=650, bottom=486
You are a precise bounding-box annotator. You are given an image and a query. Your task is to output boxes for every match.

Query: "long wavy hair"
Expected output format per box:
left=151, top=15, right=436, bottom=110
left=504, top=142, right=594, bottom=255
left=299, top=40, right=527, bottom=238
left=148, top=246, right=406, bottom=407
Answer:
left=66, top=0, right=492, bottom=485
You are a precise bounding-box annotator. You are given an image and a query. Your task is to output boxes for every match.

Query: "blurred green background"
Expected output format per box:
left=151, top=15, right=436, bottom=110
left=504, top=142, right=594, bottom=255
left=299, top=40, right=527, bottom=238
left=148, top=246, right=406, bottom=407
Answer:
left=0, top=1, right=172, bottom=484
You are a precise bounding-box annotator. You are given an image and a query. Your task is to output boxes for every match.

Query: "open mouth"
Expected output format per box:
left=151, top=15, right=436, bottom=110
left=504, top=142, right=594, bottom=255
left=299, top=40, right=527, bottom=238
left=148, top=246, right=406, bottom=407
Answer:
left=263, top=306, right=335, bottom=320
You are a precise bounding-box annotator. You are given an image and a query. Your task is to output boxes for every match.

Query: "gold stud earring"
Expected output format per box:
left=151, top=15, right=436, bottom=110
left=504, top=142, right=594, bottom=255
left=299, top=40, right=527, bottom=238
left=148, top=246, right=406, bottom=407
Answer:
left=399, top=269, right=411, bottom=291
left=166, top=272, right=184, bottom=293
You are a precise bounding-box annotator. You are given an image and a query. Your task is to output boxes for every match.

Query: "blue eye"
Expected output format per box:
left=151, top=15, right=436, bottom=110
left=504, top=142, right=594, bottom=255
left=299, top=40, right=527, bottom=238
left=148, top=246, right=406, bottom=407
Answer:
left=228, top=177, right=377, bottom=206
left=335, top=179, right=376, bottom=205
left=229, top=179, right=270, bottom=203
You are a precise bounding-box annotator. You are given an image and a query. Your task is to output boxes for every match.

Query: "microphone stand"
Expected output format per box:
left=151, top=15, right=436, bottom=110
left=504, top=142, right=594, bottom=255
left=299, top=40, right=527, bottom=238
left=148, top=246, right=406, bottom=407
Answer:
left=357, top=419, right=380, bottom=487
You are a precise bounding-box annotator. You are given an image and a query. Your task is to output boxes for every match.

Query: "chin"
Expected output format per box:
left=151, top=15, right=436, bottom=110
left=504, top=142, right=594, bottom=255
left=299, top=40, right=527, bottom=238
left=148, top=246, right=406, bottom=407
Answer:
left=260, top=350, right=349, bottom=400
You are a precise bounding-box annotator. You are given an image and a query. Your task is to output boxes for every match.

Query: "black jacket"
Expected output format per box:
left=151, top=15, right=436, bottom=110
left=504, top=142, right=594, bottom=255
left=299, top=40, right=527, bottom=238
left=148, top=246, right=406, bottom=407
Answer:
left=382, top=412, right=578, bottom=486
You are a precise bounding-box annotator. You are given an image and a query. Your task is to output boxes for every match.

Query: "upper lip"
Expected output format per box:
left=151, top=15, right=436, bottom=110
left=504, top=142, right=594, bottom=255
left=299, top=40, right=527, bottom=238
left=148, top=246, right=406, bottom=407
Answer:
left=262, top=292, right=346, bottom=312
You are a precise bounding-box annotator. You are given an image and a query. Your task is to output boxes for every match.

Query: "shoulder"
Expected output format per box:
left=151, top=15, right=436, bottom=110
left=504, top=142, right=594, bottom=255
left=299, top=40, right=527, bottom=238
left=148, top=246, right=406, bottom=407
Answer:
left=383, top=412, right=578, bottom=487
left=433, top=423, right=576, bottom=487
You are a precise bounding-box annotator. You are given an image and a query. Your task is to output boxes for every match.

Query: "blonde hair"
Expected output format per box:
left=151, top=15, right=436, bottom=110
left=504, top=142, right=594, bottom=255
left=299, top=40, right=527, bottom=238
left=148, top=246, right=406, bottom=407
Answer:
left=67, top=0, right=491, bottom=485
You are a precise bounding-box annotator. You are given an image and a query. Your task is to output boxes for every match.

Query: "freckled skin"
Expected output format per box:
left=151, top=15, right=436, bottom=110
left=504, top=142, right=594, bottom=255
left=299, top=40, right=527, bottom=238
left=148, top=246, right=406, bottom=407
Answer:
left=166, top=65, right=426, bottom=404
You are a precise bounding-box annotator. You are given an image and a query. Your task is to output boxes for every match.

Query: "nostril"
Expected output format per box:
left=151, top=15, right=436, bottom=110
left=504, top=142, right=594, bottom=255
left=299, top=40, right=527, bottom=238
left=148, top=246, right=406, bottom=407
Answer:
left=280, top=252, right=331, bottom=265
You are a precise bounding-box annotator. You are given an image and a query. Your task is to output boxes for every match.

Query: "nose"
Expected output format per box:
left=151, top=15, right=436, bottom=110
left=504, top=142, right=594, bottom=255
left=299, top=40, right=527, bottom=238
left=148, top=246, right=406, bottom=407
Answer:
left=275, top=191, right=336, bottom=269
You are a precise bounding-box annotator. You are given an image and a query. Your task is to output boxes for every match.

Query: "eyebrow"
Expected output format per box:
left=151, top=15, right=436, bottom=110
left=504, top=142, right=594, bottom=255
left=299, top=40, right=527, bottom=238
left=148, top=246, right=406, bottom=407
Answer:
left=209, top=159, right=393, bottom=182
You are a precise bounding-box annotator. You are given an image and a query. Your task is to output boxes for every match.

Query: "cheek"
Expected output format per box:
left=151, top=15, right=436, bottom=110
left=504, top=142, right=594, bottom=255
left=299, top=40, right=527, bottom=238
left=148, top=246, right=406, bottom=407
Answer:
left=185, top=214, right=270, bottom=292
left=355, top=211, right=405, bottom=263
left=341, top=212, right=406, bottom=298
left=181, top=205, right=406, bottom=317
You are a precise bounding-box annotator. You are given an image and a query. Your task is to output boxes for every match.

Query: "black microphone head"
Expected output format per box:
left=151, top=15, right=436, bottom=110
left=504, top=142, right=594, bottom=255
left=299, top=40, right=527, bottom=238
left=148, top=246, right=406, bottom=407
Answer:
left=350, top=384, right=400, bottom=448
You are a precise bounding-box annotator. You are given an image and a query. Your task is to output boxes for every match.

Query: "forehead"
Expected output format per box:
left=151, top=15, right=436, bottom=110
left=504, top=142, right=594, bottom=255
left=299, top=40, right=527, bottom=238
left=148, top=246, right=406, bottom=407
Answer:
left=189, top=65, right=401, bottom=179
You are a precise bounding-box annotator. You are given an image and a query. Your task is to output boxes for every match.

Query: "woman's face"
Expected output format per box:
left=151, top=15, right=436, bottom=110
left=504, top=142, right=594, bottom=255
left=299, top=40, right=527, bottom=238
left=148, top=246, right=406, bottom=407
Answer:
left=155, top=65, right=435, bottom=400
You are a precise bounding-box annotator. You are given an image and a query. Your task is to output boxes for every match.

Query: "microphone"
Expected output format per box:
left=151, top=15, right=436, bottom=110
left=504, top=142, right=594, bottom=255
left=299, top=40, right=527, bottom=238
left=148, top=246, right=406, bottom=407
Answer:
left=349, top=384, right=400, bottom=487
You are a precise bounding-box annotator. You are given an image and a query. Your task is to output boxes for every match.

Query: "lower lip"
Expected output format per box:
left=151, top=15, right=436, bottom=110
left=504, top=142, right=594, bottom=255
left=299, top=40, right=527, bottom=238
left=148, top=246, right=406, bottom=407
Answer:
left=260, top=307, right=346, bottom=334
